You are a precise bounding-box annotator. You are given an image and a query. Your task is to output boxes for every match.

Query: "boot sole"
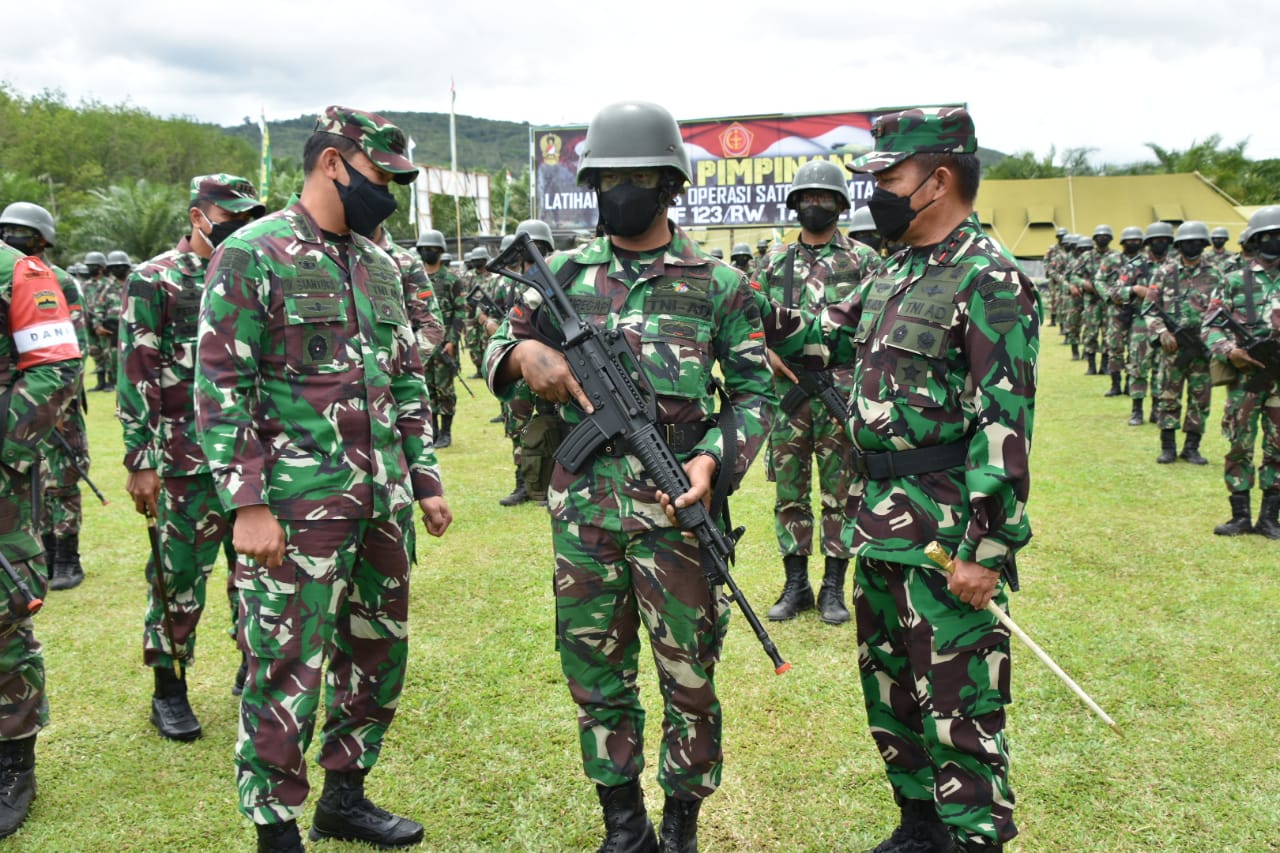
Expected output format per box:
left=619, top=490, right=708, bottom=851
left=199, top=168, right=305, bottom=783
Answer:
left=308, top=826, right=424, bottom=848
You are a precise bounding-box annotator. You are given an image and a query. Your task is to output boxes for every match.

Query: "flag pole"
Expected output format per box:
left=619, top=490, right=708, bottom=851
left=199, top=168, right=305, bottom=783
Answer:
left=450, top=77, right=462, bottom=259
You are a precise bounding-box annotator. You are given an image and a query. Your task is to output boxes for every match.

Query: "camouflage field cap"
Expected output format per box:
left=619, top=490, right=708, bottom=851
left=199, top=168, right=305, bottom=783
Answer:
left=316, top=105, right=419, bottom=185
left=849, top=106, right=977, bottom=174
left=189, top=174, right=265, bottom=216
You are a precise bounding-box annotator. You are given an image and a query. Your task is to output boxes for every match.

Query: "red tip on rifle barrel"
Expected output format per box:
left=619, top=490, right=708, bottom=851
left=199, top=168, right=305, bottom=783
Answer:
left=25, top=598, right=42, bottom=614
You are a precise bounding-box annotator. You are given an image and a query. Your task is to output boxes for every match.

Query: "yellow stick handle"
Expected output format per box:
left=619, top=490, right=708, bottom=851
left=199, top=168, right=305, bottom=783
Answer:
left=923, top=542, right=1122, bottom=737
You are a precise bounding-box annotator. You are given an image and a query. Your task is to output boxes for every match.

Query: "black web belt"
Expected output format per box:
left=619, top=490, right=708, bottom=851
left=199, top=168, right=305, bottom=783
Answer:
left=848, top=440, right=969, bottom=479
left=598, top=421, right=712, bottom=458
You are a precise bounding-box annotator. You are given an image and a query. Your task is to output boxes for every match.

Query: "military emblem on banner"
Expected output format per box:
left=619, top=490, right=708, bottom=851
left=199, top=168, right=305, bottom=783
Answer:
left=719, top=122, right=753, bottom=158
left=541, top=134, right=562, bottom=166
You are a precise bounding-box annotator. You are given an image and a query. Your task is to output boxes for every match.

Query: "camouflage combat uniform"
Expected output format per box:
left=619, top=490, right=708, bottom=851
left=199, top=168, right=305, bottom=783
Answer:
left=758, top=232, right=877, bottom=558
left=42, top=266, right=89, bottom=550
left=463, top=266, right=496, bottom=374
left=1041, top=240, right=1065, bottom=325
left=0, top=245, right=82, bottom=741
left=1080, top=244, right=1115, bottom=363
left=1120, top=252, right=1163, bottom=407
left=92, top=274, right=124, bottom=384
left=1096, top=249, right=1141, bottom=382
left=1062, top=246, right=1089, bottom=351
left=118, top=234, right=241, bottom=672
left=81, top=271, right=104, bottom=366
left=195, top=203, right=442, bottom=824
left=762, top=214, right=1038, bottom=847
left=376, top=234, right=444, bottom=364
left=422, top=263, right=466, bottom=418
left=485, top=223, right=773, bottom=800
left=1143, top=257, right=1223, bottom=434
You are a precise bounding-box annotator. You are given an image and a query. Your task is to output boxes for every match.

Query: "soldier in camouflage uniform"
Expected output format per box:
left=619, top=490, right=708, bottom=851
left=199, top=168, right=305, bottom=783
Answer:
left=1143, top=221, right=1223, bottom=465
left=1205, top=226, right=1240, bottom=274
left=761, top=107, right=1036, bottom=852
left=81, top=251, right=107, bottom=389
left=1096, top=227, right=1145, bottom=398
left=1061, top=234, right=1088, bottom=358
left=750, top=237, right=772, bottom=280
left=462, top=248, right=495, bottom=377
left=1080, top=225, right=1116, bottom=375
left=486, top=101, right=773, bottom=853
left=416, top=230, right=467, bottom=448
left=756, top=160, right=878, bottom=626
left=94, top=251, right=129, bottom=391
left=195, top=106, right=452, bottom=853
left=1120, top=222, right=1175, bottom=426
left=374, top=226, right=444, bottom=364
left=0, top=240, right=82, bottom=838
left=729, top=242, right=753, bottom=273
left=1205, top=207, right=1280, bottom=539
left=0, top=204, right=90, bottom=592
left=117, top=174, right=265, bottom=742
left=1042, top=227, right=1067, bottom=327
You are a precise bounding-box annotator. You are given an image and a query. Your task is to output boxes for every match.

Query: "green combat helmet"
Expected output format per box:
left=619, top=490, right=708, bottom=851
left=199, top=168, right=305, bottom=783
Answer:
left=106, top=250, right=131, bottom=269
left=515, top=218, right=555, bottom=253
left=84, top=251, right=107, bottom=269
left=1120, top=226, right=1144, bottom=242
left=1174, top=221, right=1210, bottom=243
left=1055, top=227, right=1068, bottom=240
left=730, top=243, right=752, bottom=259
left=1246, top=205, right=1280, bottom=238
left=315, top=105, right=418, bottom=185
left=756, top=238, right=769, bottom=250
left=786, top=159, right=851, bottom=210
left=416, top=229, right=446, bottom=249
left=710, top=247, right=724, bottom=259
left=0, top=201, right=57, bottom=246
left=1144, top=222, right=1175, bottom=242
left=576, top=101, right=691, bottom=186
left=1210, top=226, right=1230, bottom=241
left=1093, top=224, right=1113, bottom=243
left=499, top=234, right=516, bottom=253
left=848, top=206, right=877, bottom=235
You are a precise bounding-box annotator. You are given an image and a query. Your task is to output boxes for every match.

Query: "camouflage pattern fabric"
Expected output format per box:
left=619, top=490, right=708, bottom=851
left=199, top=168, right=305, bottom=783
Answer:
left=1204, top=263, right=1280, bottom=492
left=195, top=203, right=441, bottom=823
left=81, top=273, right=104, bottom=362
left=1060, top=250, right=1085, bottom=347
left=43, top=266, right=89, bottom=539
left=0, top=244, right=83, bottom=739
left=463, top=268, right=496, bottom=374
left=92, top=274, right=124, bottom=380
left=1205, top=248, right=1243, bottom=276
left=377, top=235, right=443, bottom=363
left=757, top=232, right=876, bottom=557
left=1079, top=246, right=1114, bottom=356
left=422, top=265, right=466, bottom=417
left=1119, top=253, right=1161, bottom=401
left=1096, top=250, right=1140, bottom=375
left=119, top=235, right=238, bottom=669
left=485, top=223, right=773, bottom=798
left=1042, top=242, right=1067, bottom=322
left=1144, top=257, right=1223, bottom=432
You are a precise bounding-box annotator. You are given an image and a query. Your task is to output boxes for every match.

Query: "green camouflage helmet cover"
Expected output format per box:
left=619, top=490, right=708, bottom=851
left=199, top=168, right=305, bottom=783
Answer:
left=515, top=218, right=555, bottom=247
left=1210, top=226, right=1230, bottom=240
left=315, top=105, right=419, bottom=185
left=1145, top=221, right=1175, bottom=241
left=0, top=201, right=57, bottom=244
left=1093, top=224, right=1113, bottom=238
left=416, top=229, right=446, bottom=249
left=106, top=250, right=131, bottom=265
left=848, top=205, right=877, bottom=233
left=189, top=173, right=265, bottom=216
left=1246, top=205, right=1280, bottom=237
left=848, top=106, right=977, bottom=174
left=730, top=242, right=752, bottom=258
left=84, top=251, right=107, bottom=266
left=1120, top=226, right=1144, bottom=242
left=1174, top=221, right=1210, bottom=243
left=786, top=159, right=851, bottom=209
left=576, top=101, right=692, bottom=185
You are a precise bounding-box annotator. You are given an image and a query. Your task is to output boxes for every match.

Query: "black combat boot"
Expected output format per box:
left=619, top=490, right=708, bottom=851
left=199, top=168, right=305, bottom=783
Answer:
left=0, top=736, right=36, bottom=839
left=1156, top=429, right=1178, bottom=464
left=151, top=666, right=202, bottom=741
left=865, top=797, right=954, bottom=853
left=232, top=651, right=249, bottom=697
left=40, top=534, right=54, bottom=580
left=1179, top=431, right=1207, bottom=465
left=767, top=555, right=814, bottom=621
left=658, top=795, right=701, bottom=853
left=594, top=781, right=658, bottom=853
left=1070, top=343, right=1079, bottom=360
left=1149, top=403, right=1158, bottom=424
left=309, top=769, right=424, bottom=847
left=93, top=368, right=107, bottom=391
left=1104, top=372, right=1122, bottom=397
left=953, top=839, right=1001, bottom=853
left=1213, top=492, right=1253, bottom=536
left=1255, top=490, right=1280, bottom=540
left=499, top=469, right=529, bottom=506
left=48, top=533, right=83, bottom=591
left=817, top=557, right=850, bottom=625
left=1084, top=352, right=1096, bottom=375
left=1100, top=352, right=1109, bottom=373
left=436, top=414, right=453, bottom=449
left=256, top=820, right=305, bottom=853
left=1127, top=398, right=1144, bottom=426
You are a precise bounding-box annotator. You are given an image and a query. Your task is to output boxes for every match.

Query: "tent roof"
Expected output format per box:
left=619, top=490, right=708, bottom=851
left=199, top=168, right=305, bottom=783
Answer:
left=974, top=172, right=1248, bottom=258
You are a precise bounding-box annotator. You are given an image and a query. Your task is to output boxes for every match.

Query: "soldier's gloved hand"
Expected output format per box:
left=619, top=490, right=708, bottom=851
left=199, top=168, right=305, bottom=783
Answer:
left=655, top=453, right=718, bottom=538
left=126, top=469, right=161, bottom=517
left=947, top=558, right=1000, bottom=611
left=233, top=504, right=286, bottom=569
left=1160, top=331, right=1178, bottom=353
left=511, top=339, right=593, bottom=413
left=419, top=496, right=452, bottom=537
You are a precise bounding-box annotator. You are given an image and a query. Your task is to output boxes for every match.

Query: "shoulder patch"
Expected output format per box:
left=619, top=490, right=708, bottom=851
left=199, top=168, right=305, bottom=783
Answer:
left=128, top=278, right=156, bottom=301
left=216, top=247, right=253, bottom=278
left=976, top=275, right=1021, bottom=334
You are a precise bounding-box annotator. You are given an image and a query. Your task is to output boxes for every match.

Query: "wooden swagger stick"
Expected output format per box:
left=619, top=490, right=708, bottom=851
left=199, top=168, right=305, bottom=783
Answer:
left=924, top=542, right=1123, bottom=737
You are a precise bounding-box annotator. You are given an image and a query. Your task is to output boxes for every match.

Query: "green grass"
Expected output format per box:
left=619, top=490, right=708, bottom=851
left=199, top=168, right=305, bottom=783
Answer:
left=12, top=340, right=1280, bottom=852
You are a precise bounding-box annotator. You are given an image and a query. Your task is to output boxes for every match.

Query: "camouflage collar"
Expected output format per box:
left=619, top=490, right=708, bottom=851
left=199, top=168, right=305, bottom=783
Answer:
left=576, top=223, right=708, bottom=271
left=796, top=228, right=854, bottom=257
left=283, top=202, right=376, bottom=257
left=172, top=236, right=206, bottom=276
left=917, top=213, right=982, bottom=267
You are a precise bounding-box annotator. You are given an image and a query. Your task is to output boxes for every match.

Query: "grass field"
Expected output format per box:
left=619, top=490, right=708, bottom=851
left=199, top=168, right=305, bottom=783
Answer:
left=11, top=333, right=1280, bottom=852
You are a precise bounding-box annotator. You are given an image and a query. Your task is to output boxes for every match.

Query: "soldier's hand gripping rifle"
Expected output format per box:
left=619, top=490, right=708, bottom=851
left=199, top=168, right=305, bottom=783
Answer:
left=488, top=233, right=790, bottom=675
left=435, top=348, right=475, bottom=398
left=466, top=282, right=502, bottom=322
left=50, top=429, right=108, bottom=506
left=780, top=367, right=851, bottom=423
left=1143, top=290, right=1209, bottom=370
left=1203, top=300, right=1280, bottom=394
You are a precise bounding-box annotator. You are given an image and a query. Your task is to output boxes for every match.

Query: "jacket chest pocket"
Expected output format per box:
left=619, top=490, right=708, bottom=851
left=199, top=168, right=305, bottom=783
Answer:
left=283, top=293, right=347, bottom=373
left=173, top=286, right=202, bottom=342
left=368, top=274, right=409, bottom=328
left=639, top=316, right=713, bottom=400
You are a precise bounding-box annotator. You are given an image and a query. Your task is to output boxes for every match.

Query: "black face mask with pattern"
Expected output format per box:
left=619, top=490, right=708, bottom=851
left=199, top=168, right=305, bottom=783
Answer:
left=597, top=183, right=664, bottom=238
left=334, top=157, right=398, bottom=238
left=1256, top=233, right=1280, bottom=262
left=866, top=171, right=936, bottom=242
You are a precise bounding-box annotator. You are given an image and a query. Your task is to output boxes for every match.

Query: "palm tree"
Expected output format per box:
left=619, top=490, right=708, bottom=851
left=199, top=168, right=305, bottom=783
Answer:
left=64, top=179, right=187, bottom=261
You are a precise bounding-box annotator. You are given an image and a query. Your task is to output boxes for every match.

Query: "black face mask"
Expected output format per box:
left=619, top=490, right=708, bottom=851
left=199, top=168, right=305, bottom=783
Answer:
left=206, top=219, right=243, bottom=249
left=1178, top=240, right=1207, bottom=260
left=867, top=171, right=936, bottom=242
left=1256, top=234, right=1280, bottom=261
left=2, top=234, right=36, bottom=255
left=334, top=157, right=398, bottom=238
left=1211, top=238, right=1227, bottom=250
left=797, top=205, right=840, bottom=234
left=732, top=257, right=750, bottom=271
left=1148, top=239, right=1171, bottom=259
left=597, top=183, right=664, bottom=238
left=1122, top=241, right=1142, bottom=256
left=1094, top=236, right=1112, bottom=251
left=418, top=247, right=442, bottom=265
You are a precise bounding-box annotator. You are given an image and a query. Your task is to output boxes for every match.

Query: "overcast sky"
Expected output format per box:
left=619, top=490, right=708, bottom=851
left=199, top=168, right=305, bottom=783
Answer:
left=9, top=0, right=1275, bottom=167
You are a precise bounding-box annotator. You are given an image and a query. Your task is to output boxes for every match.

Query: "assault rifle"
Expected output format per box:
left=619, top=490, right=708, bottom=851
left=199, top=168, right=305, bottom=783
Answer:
left=780, top=368, right=851, bottom=423
left=435, top=348, right=475, bottom=398
left=466, top=282, right=502, bottom=320
left=487, top=233, right=790, bottom=675
left=50, top=429, right=108, bottom=506
left=1143, top=290, right=1209, bottom=370
left=1202, top=301, right=1280, bottom=394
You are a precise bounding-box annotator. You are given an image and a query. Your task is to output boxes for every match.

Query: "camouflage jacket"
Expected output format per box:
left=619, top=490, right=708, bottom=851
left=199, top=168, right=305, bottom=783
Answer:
left=1203, top=261, right=1280, bottom=360
left=195, top=203, right=442, bottom=520
left=760, top=214, right=1039, bottom=571
left=1070, top=246, right=1114, bottom=301
left=424, top=265, right=465, bottom=350
left=1142, top=256, right=1224, bottom=338
left=758, top=231, right=880, bottom=397
left=81, top=274, right=104, bottom=326
left=377, top=236, right=444, bottom=362
left=117, top=236, right=216, bottom=475
left=485, top=223, right=775, bottom=534
left=92, top=276, right=125, bottom=332
left=1095, top=250, right=1140, bottom=304
left=0, top=244, right=82, bottom=559
left=1205, top=248, right=1242, bottom=275
left=1043, top=243, right=1067, bottom=286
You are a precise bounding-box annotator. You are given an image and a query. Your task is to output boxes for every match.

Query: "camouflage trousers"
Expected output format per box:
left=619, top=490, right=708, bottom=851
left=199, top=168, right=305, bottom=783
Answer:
left=0, top=464, right=52, bottom=740
left=143, top=473, right=234, bottom=669
left=1080, top=297, right=1105, bottom=355
left=1103, top=306, right=1132, bottom=375
left=42, top=427, right=87, bottom=538
left=94, top=336, right=117, bottom=381
left=856, top=558, right=1015, bottom=847
left=552, top=519, right=730, bottom=799
left=235, top=511, right=414, bottom=824
left=464, top=320, right=486, bottom=375
left=424, top=352, right=459, bottom=418
left=1220, top=379, right=1280, bottom=493
left=1044, top=280, right=1059, bottom=322
left=1062, top=291, right=1083, bottom=346
left=1157, top=355, right=1212, bottom=433
left=1127, top=321, right=1162, bottom=400
left=768, top=399, right=855, bottom=558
